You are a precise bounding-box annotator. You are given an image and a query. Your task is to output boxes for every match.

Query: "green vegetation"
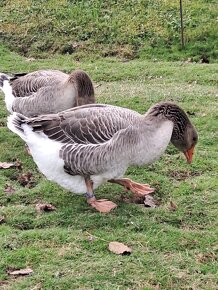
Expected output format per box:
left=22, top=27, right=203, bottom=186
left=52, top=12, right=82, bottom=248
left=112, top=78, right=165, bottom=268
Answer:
left=0, top=45, right=218, bottom=289
left=0, top=0, right=217, bottom=61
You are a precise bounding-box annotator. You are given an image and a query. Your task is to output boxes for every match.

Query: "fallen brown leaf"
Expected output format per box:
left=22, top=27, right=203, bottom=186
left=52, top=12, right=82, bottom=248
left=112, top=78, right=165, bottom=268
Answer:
left=36, top=203, right=56, bottom=212
left=14, top=160, right=22, bottom=170
left=144, top=195, right=157, bottom=208
left=26, top=57, right=35, bottom=62
left=0, top=280, right=9, bottom=286
left=0, top=162, right=15, bottom=169
left=24, top=144, right=31, bottom=155
left=30, top=283, right=42, bottom=290
left=0, top=160, right=22, bottom=170
left=17, top=172, right=35, bottom=188
left=8, top=268, right=33, bottom=276
left=0, top=216, right=5, bottom=224
left=108, top=241, right=132, bottom=255
left=88, top=235, right=95, bottom=243
left=169, top=201, right=178, bottom=211
left=4, top=184, right=15, bottom=194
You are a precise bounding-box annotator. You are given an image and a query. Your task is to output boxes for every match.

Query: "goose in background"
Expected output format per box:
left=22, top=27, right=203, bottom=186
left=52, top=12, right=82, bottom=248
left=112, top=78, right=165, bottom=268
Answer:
left=0, top=69, right=95, bottom=117
left=7, top=102, right=198, bottom=213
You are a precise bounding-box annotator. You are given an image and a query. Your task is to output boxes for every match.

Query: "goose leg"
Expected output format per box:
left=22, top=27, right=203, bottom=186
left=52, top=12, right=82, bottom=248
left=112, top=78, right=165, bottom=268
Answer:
left=84, top=178, right=117, bottom=213
left=108, top=178, right=155, bottom=197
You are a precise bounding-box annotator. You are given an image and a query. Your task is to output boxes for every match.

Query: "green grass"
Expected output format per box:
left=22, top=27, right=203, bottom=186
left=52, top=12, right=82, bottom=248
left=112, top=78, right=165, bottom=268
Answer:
left=0, top=0, right=217, bottom=61
left=0, top=46, right=218, bottom=289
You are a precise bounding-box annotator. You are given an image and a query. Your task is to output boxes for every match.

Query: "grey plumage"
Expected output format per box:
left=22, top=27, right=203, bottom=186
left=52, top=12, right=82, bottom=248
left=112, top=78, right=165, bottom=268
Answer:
left=8, top=102, right=198, bottom=179
left=1, top=69, right=95, bottom=117
left=7, top=101, right=198, bottom=212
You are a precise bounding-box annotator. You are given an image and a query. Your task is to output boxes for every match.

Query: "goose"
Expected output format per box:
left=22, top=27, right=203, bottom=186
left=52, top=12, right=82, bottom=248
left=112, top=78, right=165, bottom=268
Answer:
left=7, top=101, right=198, bottom=213
left=0, top=69, right=95, bottom=117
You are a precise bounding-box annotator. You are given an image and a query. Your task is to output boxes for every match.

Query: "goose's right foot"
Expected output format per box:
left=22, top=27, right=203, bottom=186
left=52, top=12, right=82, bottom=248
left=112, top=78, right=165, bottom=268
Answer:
left=88, top=198, right=117, bottom=213
left=85, top=193, right=117, bottom=213
left=84, top=178, right=117, bottom=213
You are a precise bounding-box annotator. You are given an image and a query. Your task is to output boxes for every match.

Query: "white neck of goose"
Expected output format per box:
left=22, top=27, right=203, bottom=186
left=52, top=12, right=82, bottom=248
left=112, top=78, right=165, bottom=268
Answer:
left=128, top=103, right=191, bottom=165
left=128, top=117, right=174, bottom=165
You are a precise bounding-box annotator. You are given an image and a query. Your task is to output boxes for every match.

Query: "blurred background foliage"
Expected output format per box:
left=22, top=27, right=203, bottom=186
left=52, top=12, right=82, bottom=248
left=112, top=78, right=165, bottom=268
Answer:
left=0, top=0, right=217, bottom=61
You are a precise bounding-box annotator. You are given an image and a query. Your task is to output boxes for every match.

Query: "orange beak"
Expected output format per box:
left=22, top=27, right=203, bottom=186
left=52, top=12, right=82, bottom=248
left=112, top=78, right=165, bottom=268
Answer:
left=184, top=146, right=195, bottom=164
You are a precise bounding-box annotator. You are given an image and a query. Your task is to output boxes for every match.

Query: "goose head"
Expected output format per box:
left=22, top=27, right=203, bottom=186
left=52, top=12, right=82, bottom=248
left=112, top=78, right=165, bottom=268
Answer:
left=68, top=70, right=95, bottom=106
left=148, top=102, right=198, bottom=163
left=171, top=122, right=198, bottom=163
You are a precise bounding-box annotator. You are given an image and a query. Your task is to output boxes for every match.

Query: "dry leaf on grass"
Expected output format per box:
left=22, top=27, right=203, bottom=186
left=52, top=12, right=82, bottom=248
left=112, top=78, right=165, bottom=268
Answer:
left=4, top=184, right=15, bottom=194
left=8, top=268, right=33, bottom=276
left=30, top=283, right=42, bottom=290
left=24, top=144, right=31, bottom=156
left=169, top=201, right=178, bottom=211
left=0, top=216, right=5, bottom=224
left=88, top=235, right=95, bottom=243
left=0, top=280, right=9, bottom=286
left=0, top=162, right=15, bottom=169
left=108, top=242, right=132, bottom=255
left=14, top=160, right=22, bottom=170
left=0, top=160, right=22, bottom=170
left=36, top=203, right=56, bottom=212
left=17, top=172, right=35, bottom=188
left=25, top=57, right=35, bottom=62
left=144, top=195, right=157, bottom=208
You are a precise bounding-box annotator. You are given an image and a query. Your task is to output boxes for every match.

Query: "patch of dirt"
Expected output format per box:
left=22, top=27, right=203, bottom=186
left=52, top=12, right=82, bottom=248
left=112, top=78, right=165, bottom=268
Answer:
left=120, top=194, right=159, bottom=208
left=196, top=252, right=217, bottom=263
left=167, top=169, right=201, bottom=181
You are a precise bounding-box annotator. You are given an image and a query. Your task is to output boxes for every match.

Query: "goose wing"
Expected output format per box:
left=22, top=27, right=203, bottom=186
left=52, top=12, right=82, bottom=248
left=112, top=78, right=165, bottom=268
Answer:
left=12, top=83, right=75, bottom=117
left=10, top=70, right=68, bottom=98
left=28, top=104, right=141, bottom=145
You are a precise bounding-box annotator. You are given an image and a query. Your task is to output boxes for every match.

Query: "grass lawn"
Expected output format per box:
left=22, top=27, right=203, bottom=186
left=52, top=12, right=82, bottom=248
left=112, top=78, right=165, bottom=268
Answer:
left=0, top=46, right=217, bottom=289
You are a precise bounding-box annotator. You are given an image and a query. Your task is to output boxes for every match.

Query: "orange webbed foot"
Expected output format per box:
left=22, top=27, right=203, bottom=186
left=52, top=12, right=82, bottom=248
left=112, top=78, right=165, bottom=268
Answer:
left=125, top=180, right=155, bottom=197
left=88, top=199, right=117, bottom=213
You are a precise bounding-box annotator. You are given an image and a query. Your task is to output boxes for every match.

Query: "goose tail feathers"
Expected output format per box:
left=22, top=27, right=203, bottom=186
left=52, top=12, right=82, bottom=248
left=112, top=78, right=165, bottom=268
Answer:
left=7, top=112, right=28, bottom=142
left=0, top=73, right=15, bottom=113
left=0, top=73, right=10, bottom=88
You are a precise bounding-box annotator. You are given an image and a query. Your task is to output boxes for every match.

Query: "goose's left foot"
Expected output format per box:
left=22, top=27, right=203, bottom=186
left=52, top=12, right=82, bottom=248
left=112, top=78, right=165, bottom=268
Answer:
left=108, top=178, right=155, bottom=197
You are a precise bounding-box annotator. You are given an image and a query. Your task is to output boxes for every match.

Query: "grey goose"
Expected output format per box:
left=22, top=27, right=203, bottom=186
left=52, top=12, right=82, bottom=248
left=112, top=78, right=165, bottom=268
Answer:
left=0, top=69, right=95, bottom=117
left=7, top=102, right=198, bottom=213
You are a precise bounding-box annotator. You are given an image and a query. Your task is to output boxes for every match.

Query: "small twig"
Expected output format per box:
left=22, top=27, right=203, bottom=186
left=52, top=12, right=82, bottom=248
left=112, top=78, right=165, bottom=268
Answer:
left=95, top=84, right=102, bottom=89
left=85, top=231, right=109, bottom=242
